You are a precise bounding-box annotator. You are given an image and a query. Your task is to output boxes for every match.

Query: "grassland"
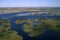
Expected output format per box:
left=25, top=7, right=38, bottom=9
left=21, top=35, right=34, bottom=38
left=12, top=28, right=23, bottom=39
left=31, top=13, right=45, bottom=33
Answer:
left=15, top=17, right=60, bottom=37
left=0, top=19, right=23, bottom=40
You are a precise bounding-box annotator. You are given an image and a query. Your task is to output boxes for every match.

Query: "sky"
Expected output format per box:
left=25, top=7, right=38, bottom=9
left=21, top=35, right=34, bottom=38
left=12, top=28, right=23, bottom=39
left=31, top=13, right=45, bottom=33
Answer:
left=0, top=0, right=60, bottom=7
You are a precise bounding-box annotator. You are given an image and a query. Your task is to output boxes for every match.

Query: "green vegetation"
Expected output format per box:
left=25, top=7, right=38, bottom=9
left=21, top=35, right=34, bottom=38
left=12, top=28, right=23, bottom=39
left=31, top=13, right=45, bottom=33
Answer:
left=41, top=19, right=60, bottom=31
left=15, top=18, right=45, bottom=37
left=15, top=18, right=27, bottom=24
left=28, top=23, right=45, bottom=37
left=15, top=18, right=60, bottom=37
left=0, top=19, right=23, bottom=40
left=23, top=23, right=33, bottom=33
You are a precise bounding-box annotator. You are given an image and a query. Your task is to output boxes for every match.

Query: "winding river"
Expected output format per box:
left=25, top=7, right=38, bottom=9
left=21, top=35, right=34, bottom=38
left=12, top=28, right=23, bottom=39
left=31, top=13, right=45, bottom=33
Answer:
left=0, top=12, right=60, bottom=40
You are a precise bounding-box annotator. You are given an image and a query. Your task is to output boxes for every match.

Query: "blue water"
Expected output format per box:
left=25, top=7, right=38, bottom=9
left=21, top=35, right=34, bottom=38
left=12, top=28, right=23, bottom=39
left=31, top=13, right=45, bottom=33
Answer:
left=0, top=12, right=60, bottom=40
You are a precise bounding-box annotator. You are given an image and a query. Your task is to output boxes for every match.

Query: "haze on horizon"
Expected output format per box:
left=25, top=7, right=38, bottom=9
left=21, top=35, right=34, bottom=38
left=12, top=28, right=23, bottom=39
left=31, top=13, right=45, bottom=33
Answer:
left=0, top=0, right=60, bottom=7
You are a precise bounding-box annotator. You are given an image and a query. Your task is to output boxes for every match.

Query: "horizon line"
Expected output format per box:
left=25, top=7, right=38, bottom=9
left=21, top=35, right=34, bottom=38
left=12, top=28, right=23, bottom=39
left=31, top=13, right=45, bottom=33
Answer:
left=0, top=7, right=60, bottom=8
